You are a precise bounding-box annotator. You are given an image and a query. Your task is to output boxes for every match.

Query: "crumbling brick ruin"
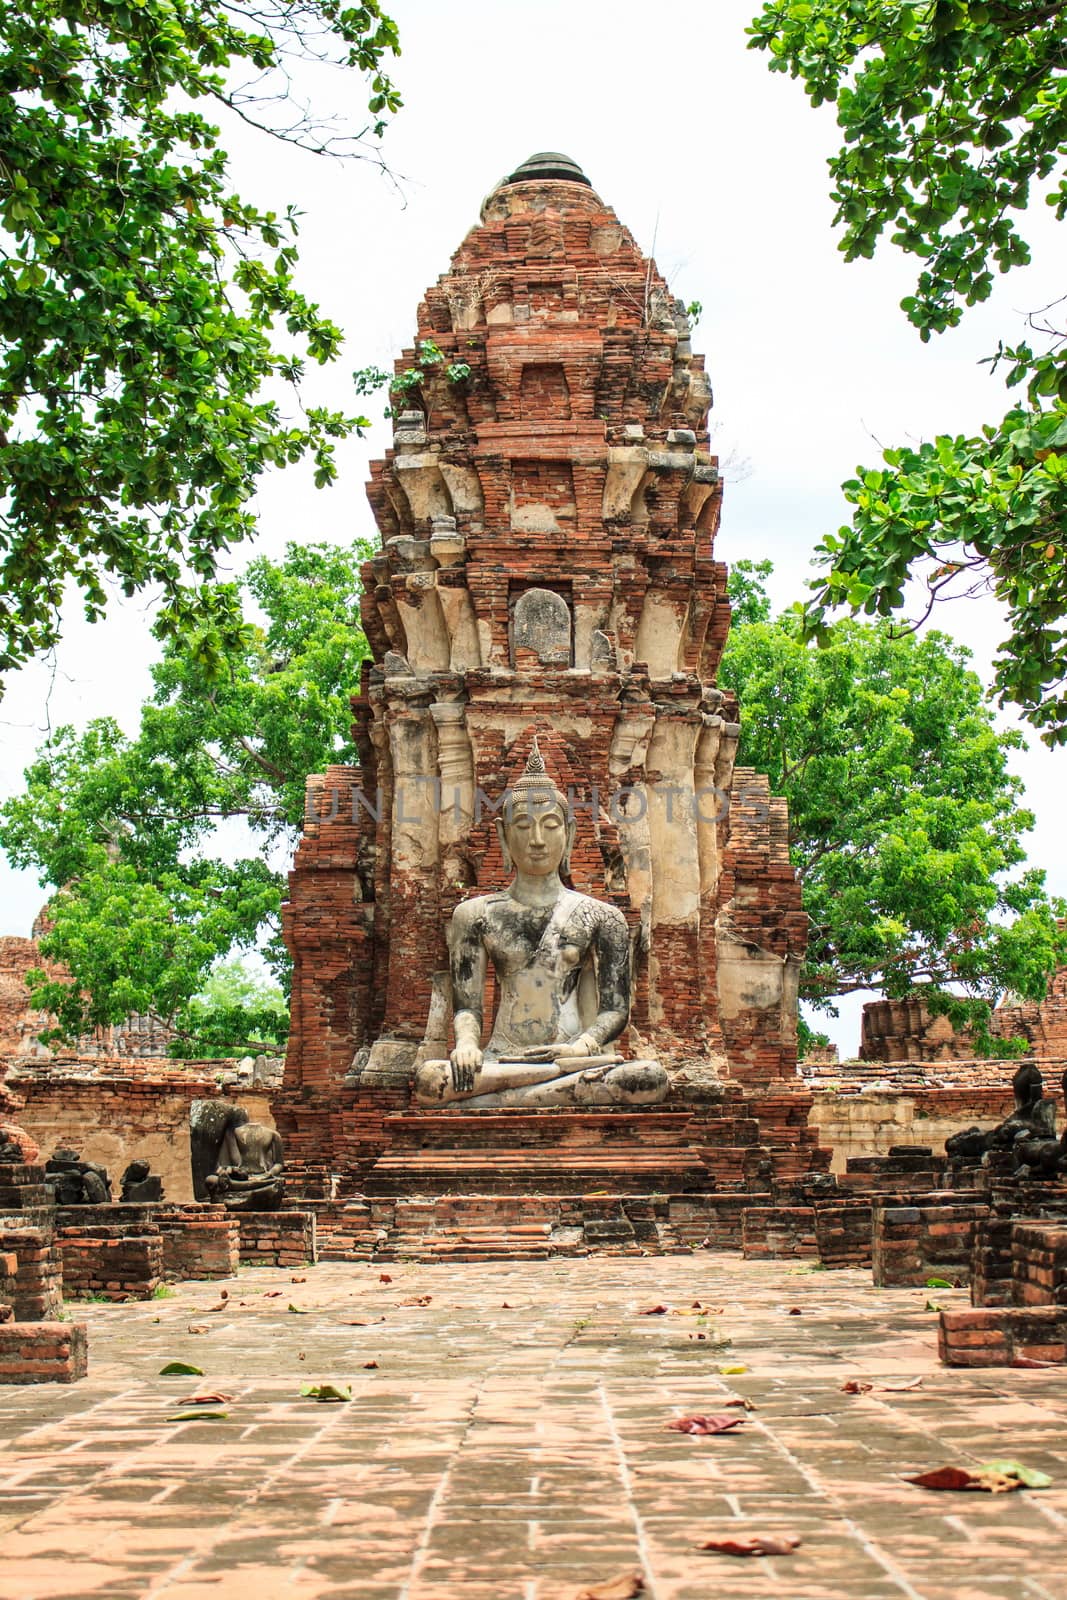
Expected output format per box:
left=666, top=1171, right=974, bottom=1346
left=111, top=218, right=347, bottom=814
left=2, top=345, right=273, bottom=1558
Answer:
left=277, top=152, right=825, bottom=1194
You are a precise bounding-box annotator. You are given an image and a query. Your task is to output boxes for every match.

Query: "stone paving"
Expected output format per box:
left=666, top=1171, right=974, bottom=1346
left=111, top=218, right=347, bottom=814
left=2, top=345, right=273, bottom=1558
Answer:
left=3, top=1255, right=1067, bottom=1600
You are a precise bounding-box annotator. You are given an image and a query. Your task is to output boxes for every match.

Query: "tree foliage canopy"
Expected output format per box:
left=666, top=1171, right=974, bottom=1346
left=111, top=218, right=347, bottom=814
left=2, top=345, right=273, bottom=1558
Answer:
left=0, top=540, right=368, bottom=1050
left=748, top=0, right=1067, bottom=743
left=720, top=561, right=1066, bottom=1043
left=0, top=0, right=399, bottom=684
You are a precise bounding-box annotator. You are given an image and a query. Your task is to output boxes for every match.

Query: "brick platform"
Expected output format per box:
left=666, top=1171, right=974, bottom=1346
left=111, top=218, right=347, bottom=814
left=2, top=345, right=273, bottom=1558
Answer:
left=940, top=1305, right=1067, bottom=1366
left=0, top=1226, right=62, bottom=1320
left=871, top=1195, right=990, bottom=1287
left=57, top=1203, right=240, bottom=1280
left=1012, top=1219, right=1067, bottom=1307
left=0, top=1320, right=87, bottom=1384
left=57, top=1225, right=163, bottom=1301
left=237, top=1210, right=316, bottom=1268
left=741, top=1204, right=818, bottom=1259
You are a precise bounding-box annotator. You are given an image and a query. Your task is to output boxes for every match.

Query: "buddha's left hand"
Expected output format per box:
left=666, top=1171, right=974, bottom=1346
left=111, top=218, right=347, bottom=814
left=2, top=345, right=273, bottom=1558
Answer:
left=555, top=1032, right=600, bottom=1059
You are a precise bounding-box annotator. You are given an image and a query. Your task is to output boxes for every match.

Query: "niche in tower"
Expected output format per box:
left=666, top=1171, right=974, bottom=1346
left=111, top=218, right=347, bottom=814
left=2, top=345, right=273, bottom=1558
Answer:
left=519, top=363, right=571, bottom=421
left=510, top=460, right=575, bottom=533
left=509, top=580, right=573, bottom=668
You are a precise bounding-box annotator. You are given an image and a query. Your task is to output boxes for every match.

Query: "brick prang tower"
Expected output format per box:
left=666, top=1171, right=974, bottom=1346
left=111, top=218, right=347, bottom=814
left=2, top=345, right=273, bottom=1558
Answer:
left=278, top=154, right=827, bottom=1197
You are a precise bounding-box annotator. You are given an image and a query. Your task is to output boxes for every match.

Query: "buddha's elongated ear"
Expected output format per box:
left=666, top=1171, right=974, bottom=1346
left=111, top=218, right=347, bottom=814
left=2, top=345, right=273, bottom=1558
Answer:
left=561, top=815, right=576, bottom=876
left=495, top=816, right=513, bottom=874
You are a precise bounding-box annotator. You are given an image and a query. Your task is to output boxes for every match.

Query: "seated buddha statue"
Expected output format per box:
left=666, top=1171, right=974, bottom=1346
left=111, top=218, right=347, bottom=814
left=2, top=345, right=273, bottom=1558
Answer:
left=414, top=741, right=668, bottom=1110
left=203, top=1107, right=286, bottom=1211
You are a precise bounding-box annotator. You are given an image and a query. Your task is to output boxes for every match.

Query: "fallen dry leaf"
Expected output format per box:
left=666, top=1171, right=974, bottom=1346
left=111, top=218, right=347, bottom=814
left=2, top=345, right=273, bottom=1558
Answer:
left=186, top=1323, right=210, bottom=1335
left=264, top=1290, right=282, bottom=1298
left=299, top=1382, right=351, bottom=1403
left=341, top=1319, right=368, bottom=1327
left=398, top=1294, right=432, bottom=1306
left=178, top=1391, right=233, bottom=1405
left=665, top=1414, right=745, bottom=1436
left=291, top=1275, right=306, bottom=1283
left=501, top=1302, right=512, bottom=1308
left=379, top=1273, right=393, bottom=1283
left=906, top=1465, right=1021, bottom=1494
left=841, top=1380, right=873, bottom=1395
left=363, top=1360, right=379, bottom=1369
left=205, top=1301, right=228, bottom=1314
left=572, top=1573, right=645, bottom=1600
left=723, top=1396, right=757, bottom=1411
left=697, top=1534, right=801, bottom=1558
left=1012, top=1355, right=1056, bottom=1368
left=639, top=1304, right=669, bottom=1316
left=787, top=1307, right=802, bottom=1316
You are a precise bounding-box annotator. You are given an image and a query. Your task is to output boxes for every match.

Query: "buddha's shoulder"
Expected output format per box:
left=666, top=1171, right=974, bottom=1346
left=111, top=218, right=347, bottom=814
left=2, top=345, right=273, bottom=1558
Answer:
left=451, top=891, right=508, bottom=925
left=563, top=889, right=627, bottom=933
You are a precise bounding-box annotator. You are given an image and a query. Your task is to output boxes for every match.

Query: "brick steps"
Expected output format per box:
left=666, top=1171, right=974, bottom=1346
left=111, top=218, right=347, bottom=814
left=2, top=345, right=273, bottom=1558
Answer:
left=364, top=1147, right=712, bottom=1195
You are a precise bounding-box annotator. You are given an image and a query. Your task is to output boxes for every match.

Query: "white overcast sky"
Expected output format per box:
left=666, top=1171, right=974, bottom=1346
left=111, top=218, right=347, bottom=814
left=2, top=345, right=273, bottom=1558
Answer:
left=1, top=0, right=1063, bottom=1054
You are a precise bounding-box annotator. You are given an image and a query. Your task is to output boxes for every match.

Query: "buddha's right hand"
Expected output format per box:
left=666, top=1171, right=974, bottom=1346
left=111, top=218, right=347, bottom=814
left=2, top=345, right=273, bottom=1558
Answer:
left=450, top=1039, right=483, bottom=1093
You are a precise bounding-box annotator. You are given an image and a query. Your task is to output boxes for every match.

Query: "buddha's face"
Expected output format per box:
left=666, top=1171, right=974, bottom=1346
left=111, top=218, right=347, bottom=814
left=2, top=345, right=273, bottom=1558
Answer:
left=503, top=796, right=569, bottom=876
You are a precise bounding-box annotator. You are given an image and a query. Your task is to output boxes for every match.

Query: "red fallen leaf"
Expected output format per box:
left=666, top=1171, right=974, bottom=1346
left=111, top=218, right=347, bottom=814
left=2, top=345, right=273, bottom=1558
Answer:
left=501, top=1302, right=512, bottom=1308
left=723, top=1396, right=757, bottom=1411
left=665, top=1414, right=745, bottom=1436
left=1012, top=1355, right=1055, bottom=1369
left=787, top=1307, right=802, bottom=1316
left=291, top=1275, right=306, bottom=1283
left=341, top=1319, right=368, bottom=1326
left=697, top=1534, right=801, bottom=1557
left=363, top=1360, right=379, bottom=1369
left=841, top=1380, right=873, bottom=1395
left=906, top=1466, right=1020, bottom=1493
left=639, top=1304, right=669, bottom=1315
left=379, top=1273, right=393, bottom=1283
left=264, top=1291, right=282, bottom=1298
left=178, top=1392, right=233, bottom=1405
left=298, top=1352, right=306, bottom=1361
left=573, top=1573, right=645, bottom=1600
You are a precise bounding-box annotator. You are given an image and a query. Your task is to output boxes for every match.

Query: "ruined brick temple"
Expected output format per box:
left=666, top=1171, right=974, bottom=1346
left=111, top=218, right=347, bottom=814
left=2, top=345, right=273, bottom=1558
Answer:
left=8, top=158, right=1067, bottom=1384
left=276, top=152, right=828, bottom=1210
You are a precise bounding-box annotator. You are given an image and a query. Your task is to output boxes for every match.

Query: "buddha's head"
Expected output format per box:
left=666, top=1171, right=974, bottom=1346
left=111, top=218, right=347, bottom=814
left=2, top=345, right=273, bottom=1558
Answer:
left=497, top=738, right=575, bottom=878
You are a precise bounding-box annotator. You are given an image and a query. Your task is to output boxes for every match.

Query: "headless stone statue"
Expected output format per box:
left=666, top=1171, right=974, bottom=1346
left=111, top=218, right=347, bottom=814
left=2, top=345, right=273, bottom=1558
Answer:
left=1013, top=1067, right=1067, bottom=1177
left=414, top=741, right=667, bottom=1110
left=946, top=1061, right=1056, bottom=1163
left=190, top=1100, right=285, bottom=1211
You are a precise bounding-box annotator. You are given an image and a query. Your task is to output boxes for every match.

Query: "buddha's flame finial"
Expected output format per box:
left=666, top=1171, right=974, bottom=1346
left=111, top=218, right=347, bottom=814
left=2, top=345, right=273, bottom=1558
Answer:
left=524, top=736, right=547, bottom=777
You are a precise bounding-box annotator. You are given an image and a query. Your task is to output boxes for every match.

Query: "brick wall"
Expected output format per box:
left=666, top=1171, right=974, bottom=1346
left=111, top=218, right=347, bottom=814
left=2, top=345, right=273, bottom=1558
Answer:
left=11, top=1068, right=273, bottom=1201
left=237, top=1210, right=316, bottom=1269
left=0, top=1321, right=87, bottom=1384
left=871, top=1196, right=990, bottom=1287
left=0, top=1226, right=62, bottom=1319
left=58, top=1226, right=163, bottom=1301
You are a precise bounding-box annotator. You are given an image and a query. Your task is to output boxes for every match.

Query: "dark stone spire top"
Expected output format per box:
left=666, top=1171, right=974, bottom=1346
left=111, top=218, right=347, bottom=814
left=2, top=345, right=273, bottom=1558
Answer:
left=502, top=152, right=592, bottom=188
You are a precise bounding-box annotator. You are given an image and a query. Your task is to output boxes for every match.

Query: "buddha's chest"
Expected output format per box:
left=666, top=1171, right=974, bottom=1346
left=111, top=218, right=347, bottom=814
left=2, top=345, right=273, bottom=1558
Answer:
left=484, top=907, right=590, bottom=984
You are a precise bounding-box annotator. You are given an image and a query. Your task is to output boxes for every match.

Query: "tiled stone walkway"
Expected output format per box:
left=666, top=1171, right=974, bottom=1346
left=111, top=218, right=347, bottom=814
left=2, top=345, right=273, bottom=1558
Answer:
left=3, top=1256, right=1067, bottom=1600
